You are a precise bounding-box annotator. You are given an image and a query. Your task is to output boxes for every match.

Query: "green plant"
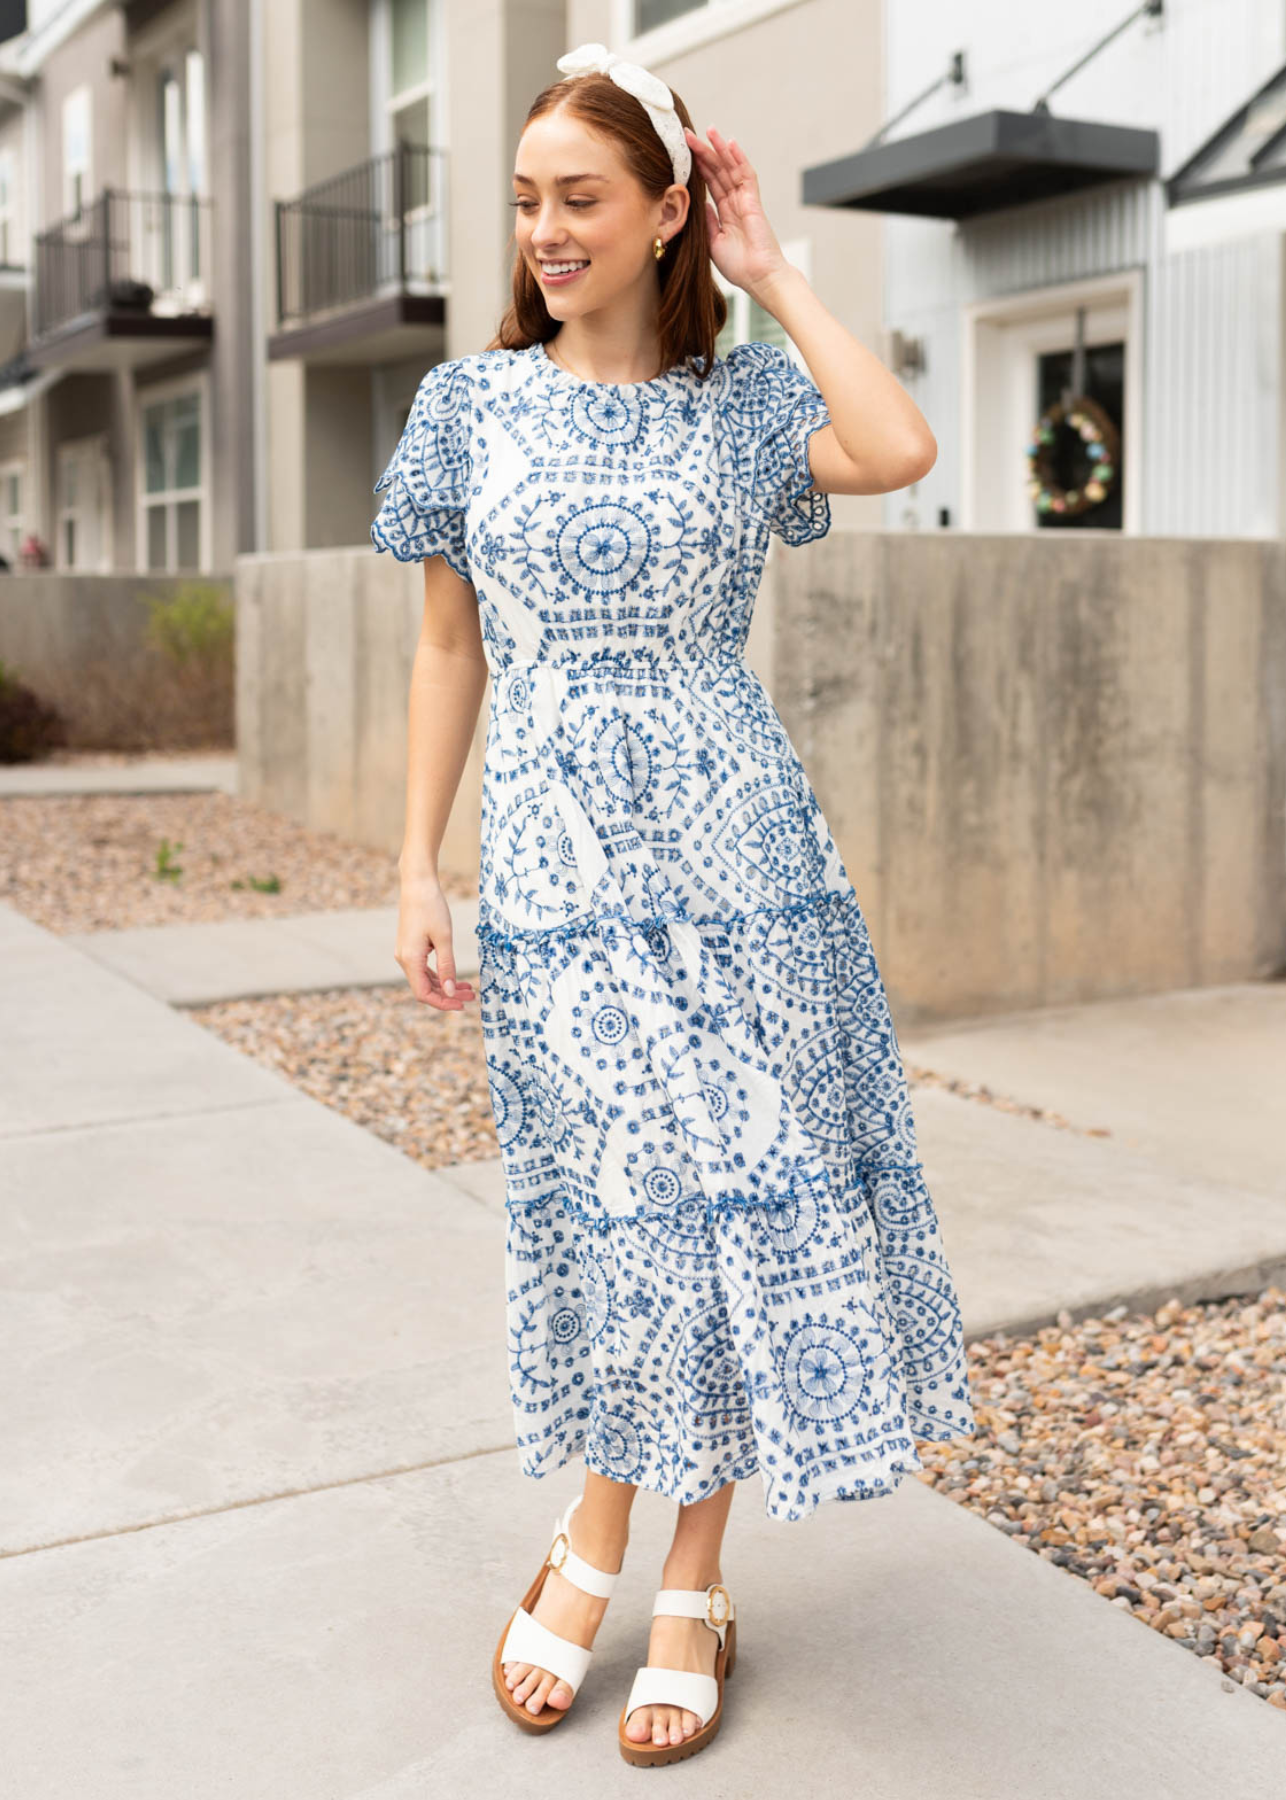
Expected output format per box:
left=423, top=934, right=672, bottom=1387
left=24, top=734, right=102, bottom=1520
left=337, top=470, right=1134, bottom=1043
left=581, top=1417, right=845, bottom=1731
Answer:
left=142, top=581, right=234, bottom=670
left=154, top=838, right=185, bottom=881
left=230, top=873, right=281, bottom=893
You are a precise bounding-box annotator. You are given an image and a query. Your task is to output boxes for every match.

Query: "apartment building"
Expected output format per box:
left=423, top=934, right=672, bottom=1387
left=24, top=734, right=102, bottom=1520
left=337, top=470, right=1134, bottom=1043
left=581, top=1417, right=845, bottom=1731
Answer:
left=0, top=0, right=252, bottom=573
left=0, top=0, right=883, bottom=574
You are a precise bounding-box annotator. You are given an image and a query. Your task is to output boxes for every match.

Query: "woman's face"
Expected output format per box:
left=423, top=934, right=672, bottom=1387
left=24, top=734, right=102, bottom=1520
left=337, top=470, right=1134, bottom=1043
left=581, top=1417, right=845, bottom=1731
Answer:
left=511, top=110, right=686, bottom=316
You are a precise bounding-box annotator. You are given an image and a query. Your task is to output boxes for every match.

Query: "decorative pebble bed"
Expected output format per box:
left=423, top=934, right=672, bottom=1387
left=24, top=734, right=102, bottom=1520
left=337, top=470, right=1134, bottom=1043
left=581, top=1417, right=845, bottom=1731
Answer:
left=188, top=983, right=496, bottom=1167
left=930, top=1291, right=1286, bottom=1711
left=0, top=790, right=475, bottom=934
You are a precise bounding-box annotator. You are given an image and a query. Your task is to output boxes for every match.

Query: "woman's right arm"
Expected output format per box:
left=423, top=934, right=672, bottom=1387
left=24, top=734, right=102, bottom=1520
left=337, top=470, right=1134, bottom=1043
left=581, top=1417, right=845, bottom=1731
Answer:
left=395, top=556, right=490, bottom=1011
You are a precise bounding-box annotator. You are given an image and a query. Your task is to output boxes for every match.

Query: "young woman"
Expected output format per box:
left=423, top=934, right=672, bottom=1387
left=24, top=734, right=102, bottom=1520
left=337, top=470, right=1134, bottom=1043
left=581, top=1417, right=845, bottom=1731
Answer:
left=372, top=40, right=976, bottom=1767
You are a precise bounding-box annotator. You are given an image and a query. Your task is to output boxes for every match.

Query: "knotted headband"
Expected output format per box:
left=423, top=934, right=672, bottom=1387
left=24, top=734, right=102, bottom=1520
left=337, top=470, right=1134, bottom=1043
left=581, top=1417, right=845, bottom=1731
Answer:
left=555, top=41, right=693, bottom=190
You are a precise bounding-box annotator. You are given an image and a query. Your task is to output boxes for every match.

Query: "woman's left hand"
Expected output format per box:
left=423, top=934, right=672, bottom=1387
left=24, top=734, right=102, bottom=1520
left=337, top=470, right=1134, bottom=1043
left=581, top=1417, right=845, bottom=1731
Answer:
left=683, top=124, right=791, bottom=299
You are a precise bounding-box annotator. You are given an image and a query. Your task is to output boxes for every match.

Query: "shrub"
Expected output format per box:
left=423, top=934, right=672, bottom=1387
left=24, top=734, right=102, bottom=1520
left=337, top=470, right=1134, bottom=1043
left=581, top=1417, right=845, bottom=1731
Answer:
left=142, top=581, right=235, bottom=670
left=0, top=657, right=68, bottom=762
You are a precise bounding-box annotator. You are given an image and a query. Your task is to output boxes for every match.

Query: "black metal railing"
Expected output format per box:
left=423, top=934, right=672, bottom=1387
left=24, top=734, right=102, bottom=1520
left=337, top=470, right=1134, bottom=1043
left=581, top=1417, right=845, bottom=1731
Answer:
left=275, top=143, right=447, bottom=327
left=33, top=187, right=212, bottom=338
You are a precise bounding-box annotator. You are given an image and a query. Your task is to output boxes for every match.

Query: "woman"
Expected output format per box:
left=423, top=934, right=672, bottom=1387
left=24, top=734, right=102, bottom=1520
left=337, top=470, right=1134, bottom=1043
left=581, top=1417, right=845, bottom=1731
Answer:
left=372, top=41, right=976, bottom=1767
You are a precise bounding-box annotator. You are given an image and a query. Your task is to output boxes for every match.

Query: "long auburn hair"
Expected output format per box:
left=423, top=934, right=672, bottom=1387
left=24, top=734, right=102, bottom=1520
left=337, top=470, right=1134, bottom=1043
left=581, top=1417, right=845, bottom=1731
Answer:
left=485, top=68, right=728, bottom=382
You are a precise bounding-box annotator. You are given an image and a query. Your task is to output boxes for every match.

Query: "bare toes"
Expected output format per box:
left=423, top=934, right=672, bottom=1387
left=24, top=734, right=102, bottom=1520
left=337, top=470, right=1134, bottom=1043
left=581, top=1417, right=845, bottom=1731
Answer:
left=525, top=1670, right=554, bottom=1713
left=548, top=1680, right=573, bottom=1708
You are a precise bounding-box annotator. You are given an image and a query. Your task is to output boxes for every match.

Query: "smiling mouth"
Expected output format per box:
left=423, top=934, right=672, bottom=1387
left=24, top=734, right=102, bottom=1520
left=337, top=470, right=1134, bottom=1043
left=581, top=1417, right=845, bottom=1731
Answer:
left=538, top=260, right=590, bottom=283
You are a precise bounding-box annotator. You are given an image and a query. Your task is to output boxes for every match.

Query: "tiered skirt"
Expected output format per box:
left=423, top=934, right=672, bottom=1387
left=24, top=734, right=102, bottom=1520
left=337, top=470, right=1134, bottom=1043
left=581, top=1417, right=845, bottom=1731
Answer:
left=477, top=879, right=976, bottom=1524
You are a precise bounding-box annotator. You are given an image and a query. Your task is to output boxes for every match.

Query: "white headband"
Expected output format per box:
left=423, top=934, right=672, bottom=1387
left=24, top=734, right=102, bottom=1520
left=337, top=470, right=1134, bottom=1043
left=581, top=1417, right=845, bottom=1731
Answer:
left=555, top=41, right=692, bottom=190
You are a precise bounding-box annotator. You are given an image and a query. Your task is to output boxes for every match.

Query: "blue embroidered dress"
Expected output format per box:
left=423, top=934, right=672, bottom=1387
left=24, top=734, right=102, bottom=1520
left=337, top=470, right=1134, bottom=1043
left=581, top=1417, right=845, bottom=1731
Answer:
left=371, top=338, right=975, bottom=1522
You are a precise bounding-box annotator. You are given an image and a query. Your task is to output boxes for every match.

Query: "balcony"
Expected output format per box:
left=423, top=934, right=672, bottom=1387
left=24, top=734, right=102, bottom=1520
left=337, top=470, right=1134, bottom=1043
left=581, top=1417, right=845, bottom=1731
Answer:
left=29, top=187, right=214, bottom=373
left=268, top=144, right=448, bottom=366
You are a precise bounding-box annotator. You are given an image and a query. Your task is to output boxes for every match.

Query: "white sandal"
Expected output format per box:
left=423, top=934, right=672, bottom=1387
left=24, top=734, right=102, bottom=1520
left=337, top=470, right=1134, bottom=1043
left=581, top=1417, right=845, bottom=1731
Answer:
left=492, top=1493, right=625, bottom=1732
left=617, top=1581, right=737, bottom=1764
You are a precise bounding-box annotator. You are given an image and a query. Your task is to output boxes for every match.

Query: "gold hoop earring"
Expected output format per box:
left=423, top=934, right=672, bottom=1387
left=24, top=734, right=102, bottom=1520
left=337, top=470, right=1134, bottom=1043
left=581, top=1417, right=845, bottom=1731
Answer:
left=653, top=235, right=665, bottom=260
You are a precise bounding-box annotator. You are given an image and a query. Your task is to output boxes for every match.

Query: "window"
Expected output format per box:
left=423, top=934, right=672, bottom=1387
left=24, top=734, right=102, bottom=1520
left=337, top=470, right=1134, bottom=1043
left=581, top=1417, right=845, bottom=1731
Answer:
left=635, top=0, right=704, bottom=30
left=622, top=0, right=811, bottom=57
left=139, top=383, right=205, bottom=571
left=159, top=48, right=206, bottom=197
left=0, top=149, right=14, bottom=268
left=0, top=460, right=23, bottom=563
left=62, top=86, right=91, bottom=220
left=389, top=0, right=433, bottom=150
left=156, top=47, right=206, bottom=292
left=376, top=0, right=444, bottom=284
left=56, top=437, right=111, bottom=571
left=713, top=235, right=812, bottom=361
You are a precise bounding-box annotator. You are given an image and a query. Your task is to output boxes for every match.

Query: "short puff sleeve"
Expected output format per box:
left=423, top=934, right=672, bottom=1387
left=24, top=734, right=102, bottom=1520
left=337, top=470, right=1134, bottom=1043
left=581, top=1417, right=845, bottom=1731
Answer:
left=726, top=340, right=831, bottom=546
left=370, top=358, right=473, bottom=582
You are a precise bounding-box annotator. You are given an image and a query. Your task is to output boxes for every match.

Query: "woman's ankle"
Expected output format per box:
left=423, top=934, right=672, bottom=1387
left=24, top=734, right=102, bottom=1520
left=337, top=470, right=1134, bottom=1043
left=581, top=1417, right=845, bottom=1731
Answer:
left=660, top=1557, right=723, bottom=1589
left=570, top=1513, right=631, bottom=1572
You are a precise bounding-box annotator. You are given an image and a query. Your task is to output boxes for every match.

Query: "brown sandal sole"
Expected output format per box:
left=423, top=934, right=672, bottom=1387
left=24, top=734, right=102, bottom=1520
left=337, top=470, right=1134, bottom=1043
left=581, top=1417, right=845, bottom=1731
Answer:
left=617, top=1614, right=737, bottom=1765
left=493, top=1554, right=580, bottom=1733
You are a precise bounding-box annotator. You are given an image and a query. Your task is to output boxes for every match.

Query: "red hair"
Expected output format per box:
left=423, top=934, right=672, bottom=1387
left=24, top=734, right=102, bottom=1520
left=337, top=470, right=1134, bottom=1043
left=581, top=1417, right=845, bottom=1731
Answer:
left=486, top=70, right=728, bottom=381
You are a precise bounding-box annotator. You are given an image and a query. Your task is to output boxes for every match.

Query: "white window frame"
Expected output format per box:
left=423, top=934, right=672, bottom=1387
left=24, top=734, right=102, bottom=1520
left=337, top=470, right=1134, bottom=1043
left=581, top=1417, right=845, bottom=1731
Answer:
left=0, top=147, right=15, bottom=268
left=55, top=433, right=112, bottom=572
left=0, top=456, right=23, bottom=563
left=960, top=270, right=1143, bottom=535
left=614, top=0, right=812, bottom=62
left=126, top=3, right=208, bottom=310
left=135, top=368, right=211, bottom=572
left=370, top=0, right=448, bottom=292
left=713, top=233, right=812, bottom=360
left=62, top=84, right=92, bottom=221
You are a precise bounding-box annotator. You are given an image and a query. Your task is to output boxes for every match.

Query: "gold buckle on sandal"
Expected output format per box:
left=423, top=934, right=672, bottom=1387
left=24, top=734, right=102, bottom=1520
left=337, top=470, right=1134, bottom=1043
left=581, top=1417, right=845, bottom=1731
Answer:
left=707, top=1583, right=731, bottom=1627
left=549, top=1531, right=570, bottom=1570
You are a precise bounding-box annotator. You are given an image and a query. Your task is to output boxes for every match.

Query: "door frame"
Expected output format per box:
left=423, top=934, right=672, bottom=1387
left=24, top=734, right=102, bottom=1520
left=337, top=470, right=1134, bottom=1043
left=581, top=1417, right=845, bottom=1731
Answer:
left=960, top=269, right=1144, bottom=534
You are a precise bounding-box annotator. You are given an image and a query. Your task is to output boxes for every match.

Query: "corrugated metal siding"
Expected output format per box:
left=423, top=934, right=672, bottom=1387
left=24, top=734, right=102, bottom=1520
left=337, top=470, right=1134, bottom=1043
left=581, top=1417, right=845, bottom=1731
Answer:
left=1147, top=231, right=1281, bottom=536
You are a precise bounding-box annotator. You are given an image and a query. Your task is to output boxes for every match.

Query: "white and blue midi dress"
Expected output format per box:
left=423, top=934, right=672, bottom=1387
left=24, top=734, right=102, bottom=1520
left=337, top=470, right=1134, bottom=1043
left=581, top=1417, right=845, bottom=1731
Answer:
left=371, top=338, right=976, bottom=1522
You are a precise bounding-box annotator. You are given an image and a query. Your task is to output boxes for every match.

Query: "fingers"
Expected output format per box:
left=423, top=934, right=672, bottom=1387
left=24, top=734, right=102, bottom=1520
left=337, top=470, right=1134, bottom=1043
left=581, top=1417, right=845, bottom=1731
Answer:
left=394, top=940, right=479, bottom=1009
left=685, top=123, right=752, bottom=200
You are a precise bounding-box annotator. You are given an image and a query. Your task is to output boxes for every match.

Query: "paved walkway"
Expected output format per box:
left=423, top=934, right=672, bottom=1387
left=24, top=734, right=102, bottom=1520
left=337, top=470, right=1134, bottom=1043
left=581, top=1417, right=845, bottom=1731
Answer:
left=0, top=751, right=238, bottom=796
left=2, top=753, right=1283, bottom=1791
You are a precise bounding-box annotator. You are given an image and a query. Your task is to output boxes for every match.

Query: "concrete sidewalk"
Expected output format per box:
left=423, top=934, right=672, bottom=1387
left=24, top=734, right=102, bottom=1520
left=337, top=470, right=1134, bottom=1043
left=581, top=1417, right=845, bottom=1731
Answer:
left=0, top=751, right=238, bottom=796
left=66, top=901, right=479, bottom=1004
left=1, top=896, right=1283, bottom=1794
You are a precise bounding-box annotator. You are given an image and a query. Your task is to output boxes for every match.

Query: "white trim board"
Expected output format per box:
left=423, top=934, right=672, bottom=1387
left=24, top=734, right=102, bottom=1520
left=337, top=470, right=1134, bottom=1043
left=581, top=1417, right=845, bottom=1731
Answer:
left=960, top=270, right=1144, bottom=536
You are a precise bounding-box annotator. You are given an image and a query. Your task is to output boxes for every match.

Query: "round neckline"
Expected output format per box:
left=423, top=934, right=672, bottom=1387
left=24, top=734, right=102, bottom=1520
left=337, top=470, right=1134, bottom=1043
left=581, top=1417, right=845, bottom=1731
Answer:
left=530, top=340, right=686, bottom=390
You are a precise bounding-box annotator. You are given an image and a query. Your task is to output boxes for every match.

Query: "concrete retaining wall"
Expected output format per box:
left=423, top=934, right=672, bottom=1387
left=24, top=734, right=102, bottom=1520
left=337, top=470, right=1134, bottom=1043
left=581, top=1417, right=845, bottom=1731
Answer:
left=235, top=534, right=1286, bottom=1023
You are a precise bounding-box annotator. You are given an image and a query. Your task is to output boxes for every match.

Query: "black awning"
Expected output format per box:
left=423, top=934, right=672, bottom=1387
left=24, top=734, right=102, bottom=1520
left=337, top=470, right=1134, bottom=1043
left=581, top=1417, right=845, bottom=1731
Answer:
left=802, top=108, right=1160, bottom=222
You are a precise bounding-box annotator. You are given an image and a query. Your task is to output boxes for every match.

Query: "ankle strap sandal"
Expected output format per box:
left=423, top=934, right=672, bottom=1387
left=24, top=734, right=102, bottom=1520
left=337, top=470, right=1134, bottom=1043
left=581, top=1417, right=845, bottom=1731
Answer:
left=492, top=1493, right=625, bottom=1733
left=618, top=1581, right=737, bottom=1764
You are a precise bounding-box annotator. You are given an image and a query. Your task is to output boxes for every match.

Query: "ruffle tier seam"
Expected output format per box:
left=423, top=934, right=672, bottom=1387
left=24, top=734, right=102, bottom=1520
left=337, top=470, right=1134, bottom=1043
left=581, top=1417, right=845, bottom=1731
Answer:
left=477, top=884, right=855, bottom=953
left=503, top=1157, right=930, bottom=1232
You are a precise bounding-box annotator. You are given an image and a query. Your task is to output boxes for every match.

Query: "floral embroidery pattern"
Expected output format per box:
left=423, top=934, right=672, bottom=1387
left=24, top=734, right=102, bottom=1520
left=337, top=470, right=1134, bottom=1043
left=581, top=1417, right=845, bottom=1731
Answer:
left=371, top=341, right=975, bottom=1520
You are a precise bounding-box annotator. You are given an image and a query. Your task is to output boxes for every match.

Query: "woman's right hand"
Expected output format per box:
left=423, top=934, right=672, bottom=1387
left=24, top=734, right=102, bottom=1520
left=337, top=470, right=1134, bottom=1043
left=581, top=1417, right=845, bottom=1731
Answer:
left=395, top=871, right=478, bottom=1010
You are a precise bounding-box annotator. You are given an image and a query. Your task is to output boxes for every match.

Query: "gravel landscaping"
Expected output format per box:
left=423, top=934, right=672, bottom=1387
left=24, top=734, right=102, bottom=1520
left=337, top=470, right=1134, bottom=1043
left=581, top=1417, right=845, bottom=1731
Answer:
left=188, top=983, right=495, bottom=1167
left=928, top=1288, right=1286, bottom=1711
left=0, top=790, right=476, bottom=933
